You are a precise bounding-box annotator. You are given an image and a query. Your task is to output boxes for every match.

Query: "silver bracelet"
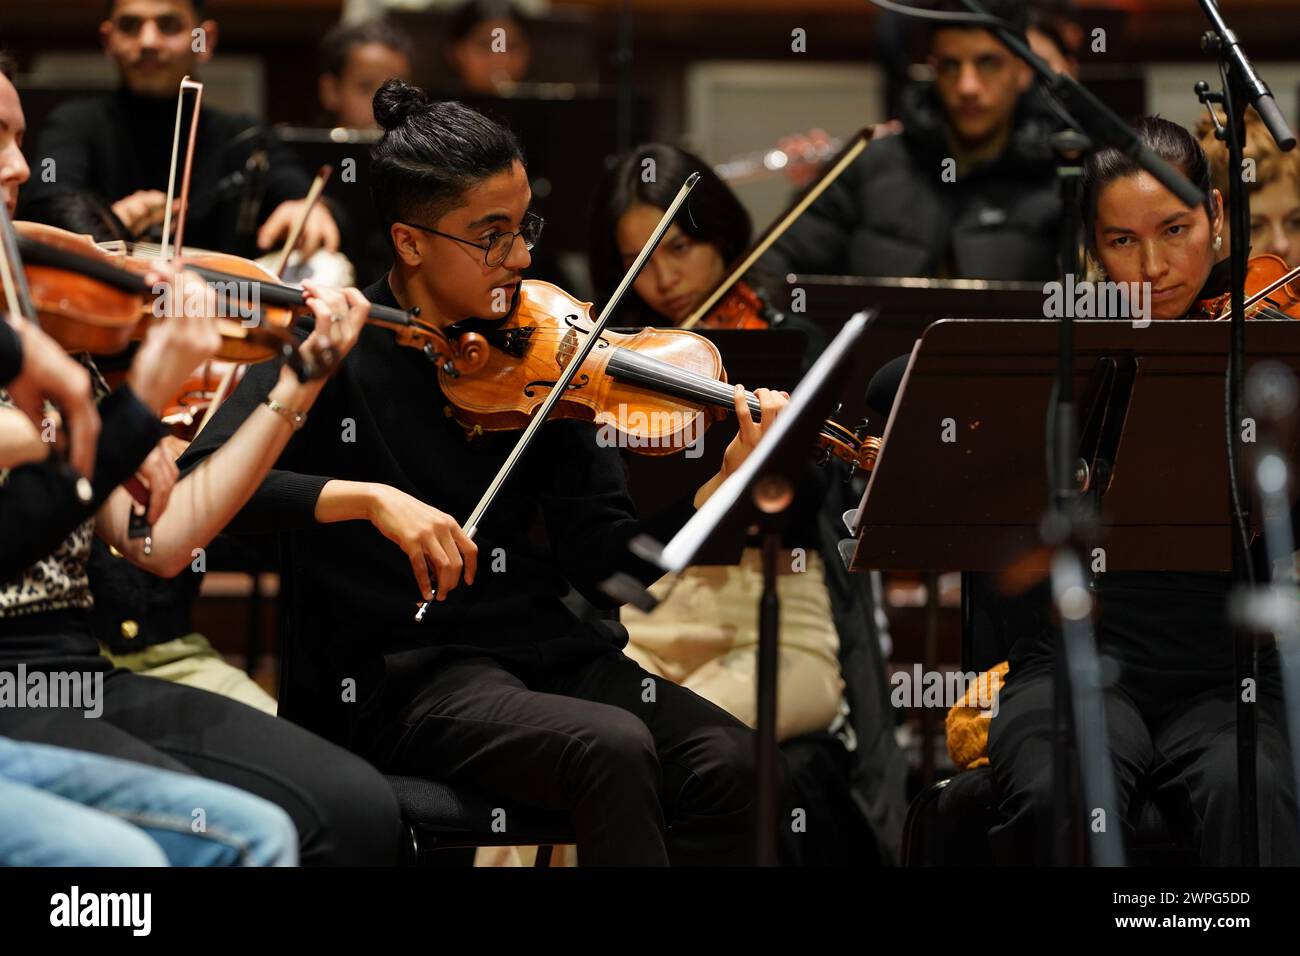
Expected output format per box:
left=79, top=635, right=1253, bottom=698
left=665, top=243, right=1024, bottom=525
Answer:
left=263, top=398, right=307, bottom=431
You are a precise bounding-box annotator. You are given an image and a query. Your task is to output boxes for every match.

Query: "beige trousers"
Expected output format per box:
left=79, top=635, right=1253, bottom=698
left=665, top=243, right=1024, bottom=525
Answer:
left=100, top=634, right=278, bottom=716
left=621, top=548, right=844, bottom=741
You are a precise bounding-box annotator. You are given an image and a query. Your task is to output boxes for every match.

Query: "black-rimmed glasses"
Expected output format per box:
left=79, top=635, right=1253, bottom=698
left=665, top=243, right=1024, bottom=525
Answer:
left=400, top=211, right=544, bottom=268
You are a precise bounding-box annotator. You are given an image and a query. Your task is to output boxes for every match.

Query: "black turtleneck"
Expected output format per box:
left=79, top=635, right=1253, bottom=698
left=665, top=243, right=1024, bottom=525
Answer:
left=18, top=87, right=309, bottom=258
left=1196, top=255, right=1235, bottom=304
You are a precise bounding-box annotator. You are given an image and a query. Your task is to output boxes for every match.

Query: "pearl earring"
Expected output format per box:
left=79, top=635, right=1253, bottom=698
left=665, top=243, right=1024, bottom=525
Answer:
left=1214, top=234, right=1223, bottom=252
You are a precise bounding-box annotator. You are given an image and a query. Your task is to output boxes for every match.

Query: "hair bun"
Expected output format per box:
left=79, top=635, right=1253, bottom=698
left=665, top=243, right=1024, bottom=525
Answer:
left=373, top=79, right=428, bottom=132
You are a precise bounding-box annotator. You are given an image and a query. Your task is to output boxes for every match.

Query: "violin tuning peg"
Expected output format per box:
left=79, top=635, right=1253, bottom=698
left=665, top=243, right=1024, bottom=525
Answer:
left=441, top=360, right=460, bottom=379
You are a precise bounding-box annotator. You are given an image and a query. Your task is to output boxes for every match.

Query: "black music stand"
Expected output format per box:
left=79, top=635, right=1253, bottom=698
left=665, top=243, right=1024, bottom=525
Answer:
left=847, top=318, right=1300, bottom=865
left=781, top=275, right=1044, bottom=427
left=619, top=311, right=874, bottom=865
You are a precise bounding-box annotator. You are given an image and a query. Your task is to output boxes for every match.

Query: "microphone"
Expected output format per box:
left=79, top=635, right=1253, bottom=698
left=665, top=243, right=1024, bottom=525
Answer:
left=865, top=354, right=909, bottom=418
left=1199, top=0, right=1297, bottom=151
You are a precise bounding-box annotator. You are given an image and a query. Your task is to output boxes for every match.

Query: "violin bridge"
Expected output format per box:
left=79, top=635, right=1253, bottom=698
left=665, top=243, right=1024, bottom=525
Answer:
left=555, top=328, right=579, bottom=369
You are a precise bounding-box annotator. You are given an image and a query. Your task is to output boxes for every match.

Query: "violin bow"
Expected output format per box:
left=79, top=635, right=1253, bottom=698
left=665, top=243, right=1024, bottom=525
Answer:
left=271, top=164, right=333, bottom=277
left=159, top=76, right=204, bottom=261
left=414, top=172, right=702, bottom=622
left=0, top=201, right=38, bottom=327
left=679, top=128, right=872, bottom=330
left=120, top=75, right=204, bottom=544
left=191, top=165, right=334, bottom=440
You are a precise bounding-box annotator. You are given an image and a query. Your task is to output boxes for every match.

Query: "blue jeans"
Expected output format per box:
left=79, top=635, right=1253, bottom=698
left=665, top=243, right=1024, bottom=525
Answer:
left=0, top=737, right=298, bottom=866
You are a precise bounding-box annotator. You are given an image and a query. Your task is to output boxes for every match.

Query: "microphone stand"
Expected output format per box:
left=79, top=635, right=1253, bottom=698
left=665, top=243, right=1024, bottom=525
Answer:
left=1195, top=0, right=1297, bottom=867
left=883, top=0, right=1167, bottom=866
left=1046, top=125, right=1116, bottom=866
left=1231, top=362, right=1300, bottom=865
left=613, top=0, right=635, bottom=156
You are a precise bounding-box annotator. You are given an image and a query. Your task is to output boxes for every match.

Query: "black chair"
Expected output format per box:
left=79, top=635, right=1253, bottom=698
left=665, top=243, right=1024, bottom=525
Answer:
left=386, top=775, right=576, bottom=867
left=779, top=481, right=910, bottom=866
left=900, top=573, right=1196, bottom=866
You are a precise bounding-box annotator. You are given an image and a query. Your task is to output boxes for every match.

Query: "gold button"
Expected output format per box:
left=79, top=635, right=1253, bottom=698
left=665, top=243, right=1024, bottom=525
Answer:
left=120, top=620, right=139, bottom=640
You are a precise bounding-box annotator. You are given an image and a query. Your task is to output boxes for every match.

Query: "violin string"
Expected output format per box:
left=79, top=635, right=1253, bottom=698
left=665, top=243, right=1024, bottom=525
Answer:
left=507, top=342, right=853, bottom=463
left=457, top=326, right=769, bottom=415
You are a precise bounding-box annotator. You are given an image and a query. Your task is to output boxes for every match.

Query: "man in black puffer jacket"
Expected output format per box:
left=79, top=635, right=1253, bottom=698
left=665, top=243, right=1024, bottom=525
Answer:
left=760, top=0, right=1064, bottom=283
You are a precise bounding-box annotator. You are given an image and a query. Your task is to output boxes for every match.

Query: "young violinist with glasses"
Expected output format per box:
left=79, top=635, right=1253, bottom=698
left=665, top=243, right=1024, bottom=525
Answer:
left=181, top=79, right=793, bottom=866
left=984, top=117, right=1300, bottom=865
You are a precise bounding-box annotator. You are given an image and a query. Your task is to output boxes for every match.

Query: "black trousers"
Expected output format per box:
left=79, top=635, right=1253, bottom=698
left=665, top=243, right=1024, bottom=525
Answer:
left=0, top=666, right=401, bottom=866
left=988, top=663, right=1300, bottom=865
left=364, top=650, right=777, bottom=866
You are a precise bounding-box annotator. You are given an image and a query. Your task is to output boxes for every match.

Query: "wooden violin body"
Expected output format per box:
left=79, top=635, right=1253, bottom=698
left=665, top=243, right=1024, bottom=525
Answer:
left=14, top=222, right=301, bottom=363
left=438, top=281, right=727, bottom=454
left=430, top=280, right=879, bottom=472
left=14, top=221, right=143, bottom=354
left=147, top=249, right=300, bottom=364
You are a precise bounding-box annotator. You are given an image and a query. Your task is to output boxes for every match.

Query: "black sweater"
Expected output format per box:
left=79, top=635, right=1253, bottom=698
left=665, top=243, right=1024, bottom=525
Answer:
left=19, top=88, right=309, bottom=258
left=178, top=276, right=699, bottom=742
left=0, top=385, right=167, bottom=588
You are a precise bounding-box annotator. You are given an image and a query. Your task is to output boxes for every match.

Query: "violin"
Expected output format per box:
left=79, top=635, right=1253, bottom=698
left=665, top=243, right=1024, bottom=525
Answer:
left=422, top=279, right=878, bottom=473
left=13, top=221, right=305, bottom=366
left=1193, top=253, right=1300, bottom=321
left=694, top=280, right=776, bottom=331
left=13, top=222, right=442, bottom=373
left=161, top=360, right=242, bottom=441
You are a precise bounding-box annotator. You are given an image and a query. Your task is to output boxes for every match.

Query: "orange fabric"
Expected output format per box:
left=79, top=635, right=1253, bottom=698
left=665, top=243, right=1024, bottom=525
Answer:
left=945, top=662, right=1010, bottom=770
